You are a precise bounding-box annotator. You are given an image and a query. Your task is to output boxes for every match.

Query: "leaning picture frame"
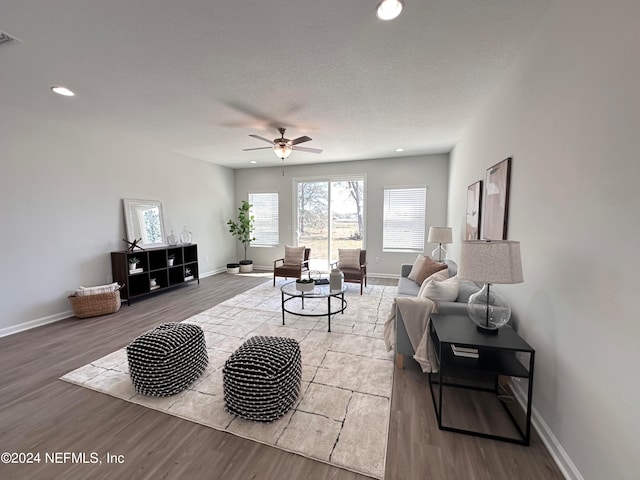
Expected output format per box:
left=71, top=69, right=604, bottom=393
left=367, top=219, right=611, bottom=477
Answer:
left=466, top=180, right=482, bottom=240
left=481, top=157, right=512, bottom=240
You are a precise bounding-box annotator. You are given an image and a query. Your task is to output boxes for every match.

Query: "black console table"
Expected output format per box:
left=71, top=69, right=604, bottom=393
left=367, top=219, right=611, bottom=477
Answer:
left=428, top=313, right=535, bottom=445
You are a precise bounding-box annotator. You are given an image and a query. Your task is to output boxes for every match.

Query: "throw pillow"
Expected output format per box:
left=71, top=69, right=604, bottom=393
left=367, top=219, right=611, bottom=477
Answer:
left=414, top=256, right=448, bottom=285
left=338, top=248, right=361, bottom=269
left=407, top=254, right=426, bottom=282
left=417, top=268, right=449, bottom=298
left=423, top=275, right=460, bottom=302
left=284, top=245, right=305, bottom=265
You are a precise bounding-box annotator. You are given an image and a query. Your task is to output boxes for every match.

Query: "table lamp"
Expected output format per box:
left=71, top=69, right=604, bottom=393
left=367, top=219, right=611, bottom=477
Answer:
left=457, top=240, right=523, bottom=334
left=428, top=227, right=452, bottom=262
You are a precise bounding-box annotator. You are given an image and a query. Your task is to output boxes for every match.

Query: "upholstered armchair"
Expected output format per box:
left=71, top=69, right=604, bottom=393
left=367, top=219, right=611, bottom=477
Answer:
left=334, top=249, right=367, bottom=294
left=273, top=246, right=311, bottom=286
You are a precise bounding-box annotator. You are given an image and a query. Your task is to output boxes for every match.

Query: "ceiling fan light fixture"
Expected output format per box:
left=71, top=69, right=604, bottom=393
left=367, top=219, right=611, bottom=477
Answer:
left=376, top=0, right=404, bottom=21
left=273, top=144, right=292, bottom=160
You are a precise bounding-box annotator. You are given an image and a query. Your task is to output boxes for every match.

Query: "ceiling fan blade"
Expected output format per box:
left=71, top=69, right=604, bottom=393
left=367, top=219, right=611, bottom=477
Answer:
left=292, top=146, right=323, bottom=154
left=291, top=135, right=312, bottom=146
left=243, top=147, right=273, bottom=151
left=249, top=134, right=275, bottom=145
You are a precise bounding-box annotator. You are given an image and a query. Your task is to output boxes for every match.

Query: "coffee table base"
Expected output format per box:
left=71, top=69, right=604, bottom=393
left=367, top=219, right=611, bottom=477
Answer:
left=281, top=291, right=347, bottom=332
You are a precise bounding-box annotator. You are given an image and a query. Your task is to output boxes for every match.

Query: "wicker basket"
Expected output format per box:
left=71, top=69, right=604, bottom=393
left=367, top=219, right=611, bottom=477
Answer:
left=68, top=290, right=122, bottom=319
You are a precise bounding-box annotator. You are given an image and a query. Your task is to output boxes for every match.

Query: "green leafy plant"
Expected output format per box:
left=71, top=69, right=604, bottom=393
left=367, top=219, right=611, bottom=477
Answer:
left=227, top=200, right=255, bottom=261
left=128, top=257, right=140, bottom=265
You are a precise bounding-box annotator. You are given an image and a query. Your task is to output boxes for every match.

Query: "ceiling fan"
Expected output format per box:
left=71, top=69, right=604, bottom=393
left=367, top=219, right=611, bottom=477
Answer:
left=243, top=127, right=323, bottom=160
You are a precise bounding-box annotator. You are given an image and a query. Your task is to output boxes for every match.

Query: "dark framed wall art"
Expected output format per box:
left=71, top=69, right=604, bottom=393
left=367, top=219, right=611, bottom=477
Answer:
left=466, top=180, right=482, bottom=240
left=481, top=157, right=512, bottom=240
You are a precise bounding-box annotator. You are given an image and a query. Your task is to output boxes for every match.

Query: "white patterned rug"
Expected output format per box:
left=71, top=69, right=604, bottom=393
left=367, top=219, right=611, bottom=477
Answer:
left=61, top=280, right=397, bottom=479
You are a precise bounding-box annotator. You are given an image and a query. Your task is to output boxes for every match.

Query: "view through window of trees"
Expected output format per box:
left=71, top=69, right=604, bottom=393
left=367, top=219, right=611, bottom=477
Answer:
left=296, top=177, right=365, bottom=271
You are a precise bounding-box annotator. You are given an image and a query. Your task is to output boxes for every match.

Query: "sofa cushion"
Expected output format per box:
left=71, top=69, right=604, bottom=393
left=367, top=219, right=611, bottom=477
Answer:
left=418, top=269, right=449, bottom=298
left=457, top=279, right=482, bottom=303
left=414, top=256, right=447, bottom=285
left=397, top=276, right=420, bottom=297
left=407, top=255, right=426, bottom=282
left=423, top=275, right=460, bottom=302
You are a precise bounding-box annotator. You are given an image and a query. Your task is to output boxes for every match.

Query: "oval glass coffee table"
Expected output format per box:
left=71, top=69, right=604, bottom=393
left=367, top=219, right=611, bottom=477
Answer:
left=280, top=281, right=348, bottom=332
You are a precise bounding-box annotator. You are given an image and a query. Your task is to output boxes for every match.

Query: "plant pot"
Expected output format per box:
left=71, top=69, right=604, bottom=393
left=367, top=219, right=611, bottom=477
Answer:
left=239, top=260, right=253, bottom=273
left=227, top=263, right=240, bottom=274
left=129, top=263, right=138, bottom=272
left=295, top=281, right=315, bottom=292
left=168, top=259, right=175, bottom=266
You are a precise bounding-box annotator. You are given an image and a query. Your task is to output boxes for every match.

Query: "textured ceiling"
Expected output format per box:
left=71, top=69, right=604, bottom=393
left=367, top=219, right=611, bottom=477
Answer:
left=0, top=0, right=551, bottom=168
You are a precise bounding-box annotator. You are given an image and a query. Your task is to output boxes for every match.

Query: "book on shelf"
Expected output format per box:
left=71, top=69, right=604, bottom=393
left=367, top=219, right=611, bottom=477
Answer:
left=184, top=275, right=194, bottom=281
left=150, top=285, right=161, bottom=291
left=129, top=267, right=144, bottom=274
left=451, top=344, right=479, bottom=358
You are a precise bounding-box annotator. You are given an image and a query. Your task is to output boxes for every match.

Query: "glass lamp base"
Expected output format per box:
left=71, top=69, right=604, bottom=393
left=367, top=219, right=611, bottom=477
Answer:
left=431, top=244, right=447, bottom=262
left=467, top=284, right=511, bottom=334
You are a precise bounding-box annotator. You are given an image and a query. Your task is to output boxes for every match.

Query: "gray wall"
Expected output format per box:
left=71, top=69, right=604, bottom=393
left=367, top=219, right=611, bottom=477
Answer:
left=0, top=104, right=236, bottom=336
left=447, top=1, right=640, bottom=479
left=233, top=154, right=450, bottom=275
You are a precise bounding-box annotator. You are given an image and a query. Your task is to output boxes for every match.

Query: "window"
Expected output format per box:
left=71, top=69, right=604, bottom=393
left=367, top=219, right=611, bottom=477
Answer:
left=383, top=187, right=426, bottom=252
left=249, top=192, right=279, bottom=246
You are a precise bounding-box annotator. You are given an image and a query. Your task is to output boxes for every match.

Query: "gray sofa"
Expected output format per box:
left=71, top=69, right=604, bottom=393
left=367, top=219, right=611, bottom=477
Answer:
left=395, top=260, right=480, bottom=367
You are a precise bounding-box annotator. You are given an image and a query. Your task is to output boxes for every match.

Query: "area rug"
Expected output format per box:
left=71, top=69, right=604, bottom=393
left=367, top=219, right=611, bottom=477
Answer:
left=61, top=280, right=397, bottom=479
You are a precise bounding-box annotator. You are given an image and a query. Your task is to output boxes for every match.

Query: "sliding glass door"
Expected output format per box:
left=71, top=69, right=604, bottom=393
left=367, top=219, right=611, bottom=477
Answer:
left=295, top=176, right=365, bottom=272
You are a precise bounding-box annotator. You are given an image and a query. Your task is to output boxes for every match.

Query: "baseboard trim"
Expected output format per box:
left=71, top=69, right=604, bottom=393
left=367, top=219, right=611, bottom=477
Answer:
left=0, top=310, right=74, bottom=338
left=510, top=380, right=583, bottom=480
left=2, top=267, right=229, bottom=338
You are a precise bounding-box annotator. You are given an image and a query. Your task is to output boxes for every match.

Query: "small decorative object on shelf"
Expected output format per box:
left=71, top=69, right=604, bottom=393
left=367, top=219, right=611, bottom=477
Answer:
left=180, top=226, right=192, bottom=245
left=167, top=230, right=178, bottom=246
left=168, top=254, right=175, bottom=267
left=185, top=267, right=194, bottom=281
left=123, top=238, right=144, bottom=252
left=129, top=257, right=140, bottom=271
left=150, top=278, right=160, bottom=290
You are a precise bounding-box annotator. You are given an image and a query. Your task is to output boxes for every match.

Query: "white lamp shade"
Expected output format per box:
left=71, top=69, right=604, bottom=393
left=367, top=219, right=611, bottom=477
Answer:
left=458, top=240, right=523, bottom=284
left=427, top=227, right=452, bottom=244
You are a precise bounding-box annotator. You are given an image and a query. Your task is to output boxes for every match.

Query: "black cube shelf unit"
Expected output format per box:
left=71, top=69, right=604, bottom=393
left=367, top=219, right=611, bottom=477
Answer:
left=111, top=244, right=199, bottom=305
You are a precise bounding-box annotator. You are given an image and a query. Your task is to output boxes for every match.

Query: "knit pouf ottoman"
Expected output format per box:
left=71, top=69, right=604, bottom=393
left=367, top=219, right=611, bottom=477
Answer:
left=223, top=336, right=301, bottom=422
left=126, top=322, right=208, bottom=397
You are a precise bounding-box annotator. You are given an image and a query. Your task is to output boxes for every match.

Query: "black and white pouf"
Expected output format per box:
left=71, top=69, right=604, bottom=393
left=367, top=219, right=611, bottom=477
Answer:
left=223, top=336, right=301, bottom=422
left=126, top=322, right=208, bottom=397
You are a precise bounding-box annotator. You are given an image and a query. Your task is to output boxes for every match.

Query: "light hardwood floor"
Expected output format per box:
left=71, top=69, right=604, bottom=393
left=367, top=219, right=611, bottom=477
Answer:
left=0, top=273, right=563, bottom=480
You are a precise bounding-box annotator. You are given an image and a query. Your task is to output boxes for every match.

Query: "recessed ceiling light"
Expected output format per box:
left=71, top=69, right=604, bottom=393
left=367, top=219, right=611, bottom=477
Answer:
left=376, top=0, right=404, bottom=21
left=51, top=86, right=75, bottom=97
left=249, top=160, right=258, bottom=164
left=395, top=148, right=405, bottom=152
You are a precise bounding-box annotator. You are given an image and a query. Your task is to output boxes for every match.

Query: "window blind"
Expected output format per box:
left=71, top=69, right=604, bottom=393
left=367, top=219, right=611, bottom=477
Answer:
left=383, top=187, right=426, bottom=252
left=249, top=192, right=279, bottom=246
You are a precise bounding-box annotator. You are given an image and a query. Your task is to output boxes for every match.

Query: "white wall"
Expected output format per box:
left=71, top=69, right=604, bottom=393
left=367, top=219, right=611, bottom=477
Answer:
left=447, top=1, right=640, bottom=478
left=0, top=104, right=236, bottom=335
left=233, top=154, right=450, bottom=275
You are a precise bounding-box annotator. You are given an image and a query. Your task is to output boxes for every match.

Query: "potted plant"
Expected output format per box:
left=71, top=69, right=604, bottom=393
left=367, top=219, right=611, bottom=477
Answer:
left=295, top=272, right=315, bottom=292
left=129, top=257, right=140, bottom=271
left=227, top=200, right=256, bottom=273
left=168, top=254, right=175, bottom=267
